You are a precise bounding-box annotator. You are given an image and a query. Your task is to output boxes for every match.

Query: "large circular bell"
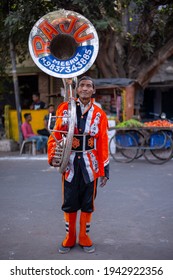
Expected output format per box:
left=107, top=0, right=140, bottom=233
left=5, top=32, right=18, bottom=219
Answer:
left=28, top=9, right=99, bottom=78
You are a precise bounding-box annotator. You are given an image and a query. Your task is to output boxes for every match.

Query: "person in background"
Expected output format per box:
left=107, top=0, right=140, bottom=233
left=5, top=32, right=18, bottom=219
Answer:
left=21, top=113, right=48, bottom=154
left=30, top=92, right=46, bottom=110
left=37, top=104, right=56, bottom=137
left=47, top=76, right=109, bottom=254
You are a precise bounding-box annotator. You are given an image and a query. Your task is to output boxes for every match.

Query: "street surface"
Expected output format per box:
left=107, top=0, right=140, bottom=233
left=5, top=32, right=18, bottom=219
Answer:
left=0, top=154, right=173, bottom=260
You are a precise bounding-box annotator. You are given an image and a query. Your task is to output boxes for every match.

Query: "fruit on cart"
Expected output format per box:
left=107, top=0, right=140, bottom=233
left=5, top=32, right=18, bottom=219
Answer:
left=144, top=119, right=173, bottom=127
left=116, top=119, right=144, bottom=128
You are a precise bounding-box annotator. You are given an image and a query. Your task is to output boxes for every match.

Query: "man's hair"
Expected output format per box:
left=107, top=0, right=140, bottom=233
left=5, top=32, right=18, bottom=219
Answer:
left=77, top=76, right=95, bottom=88
left=24, top=113, right=31, bottom=119
left=48, top=104, right=54, bottom=108
left=32, top=92, right=40, bottom=97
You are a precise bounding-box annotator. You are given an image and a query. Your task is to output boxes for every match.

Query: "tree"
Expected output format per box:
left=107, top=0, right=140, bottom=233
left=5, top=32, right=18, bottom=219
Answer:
left=51, top=0, right=173, bottom=88
left=1, top=0, right=173, bottom=88
left=0, top=0, right=55, bottom=70
left=0, top=0, right=55, bottom=143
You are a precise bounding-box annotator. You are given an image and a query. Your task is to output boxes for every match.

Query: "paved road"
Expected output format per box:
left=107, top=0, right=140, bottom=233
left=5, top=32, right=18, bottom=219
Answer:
left=0, top=154, right=173, bottom=260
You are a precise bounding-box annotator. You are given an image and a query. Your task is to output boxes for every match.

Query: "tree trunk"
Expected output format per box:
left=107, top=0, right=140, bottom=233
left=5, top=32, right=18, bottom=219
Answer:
left=135, top=38, right=173, bottom=87
left=96, top=30, right=125, bottom=77
left=9, top=39, right=23, bottom=146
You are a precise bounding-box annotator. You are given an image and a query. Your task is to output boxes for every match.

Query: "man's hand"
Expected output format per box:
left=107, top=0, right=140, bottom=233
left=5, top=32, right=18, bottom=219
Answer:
left=99, top=176, right=108, bottom=188
left=51, top=157, right=60, bottom=167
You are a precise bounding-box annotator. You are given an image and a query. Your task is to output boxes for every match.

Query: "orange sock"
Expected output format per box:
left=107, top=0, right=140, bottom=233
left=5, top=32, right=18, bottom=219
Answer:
left=79, top=212, right=93, bottom=247
left=62, top=212, right=77, bottom=247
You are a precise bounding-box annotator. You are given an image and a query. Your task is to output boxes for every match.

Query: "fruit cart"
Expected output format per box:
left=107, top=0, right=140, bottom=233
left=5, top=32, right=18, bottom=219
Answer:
left=109, top=119, right=173, bottom=164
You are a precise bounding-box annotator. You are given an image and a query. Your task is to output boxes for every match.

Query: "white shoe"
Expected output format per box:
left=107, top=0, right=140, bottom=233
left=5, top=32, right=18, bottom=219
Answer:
left=82, top=245, right=95, bottom=253
left=58, top=245, right=71, bottom=254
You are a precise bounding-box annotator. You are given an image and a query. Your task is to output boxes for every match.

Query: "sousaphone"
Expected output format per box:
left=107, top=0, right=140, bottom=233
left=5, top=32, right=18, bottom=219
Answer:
left=28, top=9, right=99, bottom=173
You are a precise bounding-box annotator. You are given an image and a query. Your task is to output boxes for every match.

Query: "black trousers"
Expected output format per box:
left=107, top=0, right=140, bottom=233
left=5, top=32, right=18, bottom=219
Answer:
left=61, top=158, right=97, bottom=213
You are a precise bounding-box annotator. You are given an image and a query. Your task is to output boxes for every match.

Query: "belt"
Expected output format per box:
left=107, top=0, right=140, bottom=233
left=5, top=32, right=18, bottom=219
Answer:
left=71, top=135, right=96, bottom=152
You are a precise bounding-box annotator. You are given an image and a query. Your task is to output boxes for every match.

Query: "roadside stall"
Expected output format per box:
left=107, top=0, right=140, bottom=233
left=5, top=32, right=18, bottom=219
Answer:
left=109, top=118, right=173, bottom=164
left=93, top=78, right=137, bottom=121
left=93, top=79, right=173, bottom=164
left=93, top=78, right=138, bottom=145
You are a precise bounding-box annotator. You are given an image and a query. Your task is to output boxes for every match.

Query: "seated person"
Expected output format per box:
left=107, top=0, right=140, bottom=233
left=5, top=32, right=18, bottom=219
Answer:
left=30, top=92, right=46, bottom=110
left=21, top=113, right=48, bottom=154
left=37, top=104, right=56, bottom=137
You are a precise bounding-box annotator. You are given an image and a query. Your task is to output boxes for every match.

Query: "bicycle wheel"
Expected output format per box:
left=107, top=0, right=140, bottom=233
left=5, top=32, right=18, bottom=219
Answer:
left=109, top=132, right=138, bottom=163
left=151, top=131, right=173, bottom=161
left=125, top=129, right=145, bottom=159
left=144, top=131, right=173, bottom=164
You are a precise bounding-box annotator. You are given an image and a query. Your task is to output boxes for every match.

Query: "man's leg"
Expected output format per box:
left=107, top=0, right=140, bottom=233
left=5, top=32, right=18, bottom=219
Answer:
left=39, top=136, right=48, bottom=150
left=28, top=136, right=42, bottom=152
left=78, top=212, right=95, bottom=253
left=79, top=211, right=93, bottom=246
left=41, top=135, right=48, bottom=152
left=78, top=179, right=97, bottom=253
left=59, top=212, right=77, bottom=253
left=60, top=173, right=79, bottom=253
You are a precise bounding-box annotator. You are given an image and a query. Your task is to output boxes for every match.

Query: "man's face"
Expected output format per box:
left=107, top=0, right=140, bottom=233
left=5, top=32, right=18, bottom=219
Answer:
left=27, top=115, right=32, bottom=121
left=32, top=95, right=39, bottom=102
left=48, top=106, right=55, bottom=113
left=77, top=79, right=95, bottom=102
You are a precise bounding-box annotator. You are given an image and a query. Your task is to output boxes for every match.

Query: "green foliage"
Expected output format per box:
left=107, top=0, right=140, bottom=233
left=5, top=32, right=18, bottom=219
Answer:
left=50, top=0, right=120, bottom=30
left=0, top=0, right=120, bottom=74
left=126, top=0, right=173, bottom=54
left=0, top=0, right=55, bottom=70
left=116, top=118, right=144, bottom=128
left=1, top=0, right=173, bottom=80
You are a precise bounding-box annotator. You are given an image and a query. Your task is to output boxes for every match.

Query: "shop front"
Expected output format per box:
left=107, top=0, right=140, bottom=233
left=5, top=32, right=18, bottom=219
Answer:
left=93, top=78, right=138, bottom=121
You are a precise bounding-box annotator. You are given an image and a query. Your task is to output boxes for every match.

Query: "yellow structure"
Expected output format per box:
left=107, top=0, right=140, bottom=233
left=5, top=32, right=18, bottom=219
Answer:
left=5, top=106, right=48, bottom=142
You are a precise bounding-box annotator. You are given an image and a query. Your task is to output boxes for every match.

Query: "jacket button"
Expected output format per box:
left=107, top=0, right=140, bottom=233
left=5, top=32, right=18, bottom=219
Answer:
left=78, top=156, right=81, bottom=159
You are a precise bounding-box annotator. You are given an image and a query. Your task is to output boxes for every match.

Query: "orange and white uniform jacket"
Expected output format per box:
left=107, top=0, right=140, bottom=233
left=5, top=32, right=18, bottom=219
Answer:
left=47, top=98, right=109, bottom=183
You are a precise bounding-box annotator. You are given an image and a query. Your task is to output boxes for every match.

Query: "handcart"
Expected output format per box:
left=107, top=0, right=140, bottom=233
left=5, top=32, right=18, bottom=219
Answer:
left=109, top=127, right=173, bottom=164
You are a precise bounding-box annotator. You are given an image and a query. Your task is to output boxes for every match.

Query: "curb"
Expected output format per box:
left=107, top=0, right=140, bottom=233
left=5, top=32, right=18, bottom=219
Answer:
left=0, top=154, right=48, bottom=160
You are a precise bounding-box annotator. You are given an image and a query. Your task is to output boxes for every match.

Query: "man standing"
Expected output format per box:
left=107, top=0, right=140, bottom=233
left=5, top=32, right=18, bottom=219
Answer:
left=47, top=76, right=109, bottom=253
left=30, top=92, right=46, bottom=110
left=21, top=113, right=48, bottom=154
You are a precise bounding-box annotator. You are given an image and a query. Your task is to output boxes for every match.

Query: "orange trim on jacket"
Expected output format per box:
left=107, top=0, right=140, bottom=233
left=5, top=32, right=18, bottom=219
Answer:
left=47, top=99, right=109, bottom=183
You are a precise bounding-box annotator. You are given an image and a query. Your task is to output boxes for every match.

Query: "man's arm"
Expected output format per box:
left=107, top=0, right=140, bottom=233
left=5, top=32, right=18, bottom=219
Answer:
left=44, top=115, right=49, bottom=129
left=97, top=111, right=110, bottom=186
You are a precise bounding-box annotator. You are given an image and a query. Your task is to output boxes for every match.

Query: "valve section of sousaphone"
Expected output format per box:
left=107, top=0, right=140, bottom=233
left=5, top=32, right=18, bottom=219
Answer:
left=28, top=9, right=99, bottom=78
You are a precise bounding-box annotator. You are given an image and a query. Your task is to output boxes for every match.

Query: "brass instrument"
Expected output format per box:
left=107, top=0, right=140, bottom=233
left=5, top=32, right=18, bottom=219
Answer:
left=28, top=9, right=99, bottom=173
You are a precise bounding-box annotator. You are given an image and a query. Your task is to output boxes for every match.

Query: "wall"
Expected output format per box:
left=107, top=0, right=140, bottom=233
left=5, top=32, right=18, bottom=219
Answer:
left=38, top=72, right=49, bottom=104
left=6, top=108, right=48, bottom=142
